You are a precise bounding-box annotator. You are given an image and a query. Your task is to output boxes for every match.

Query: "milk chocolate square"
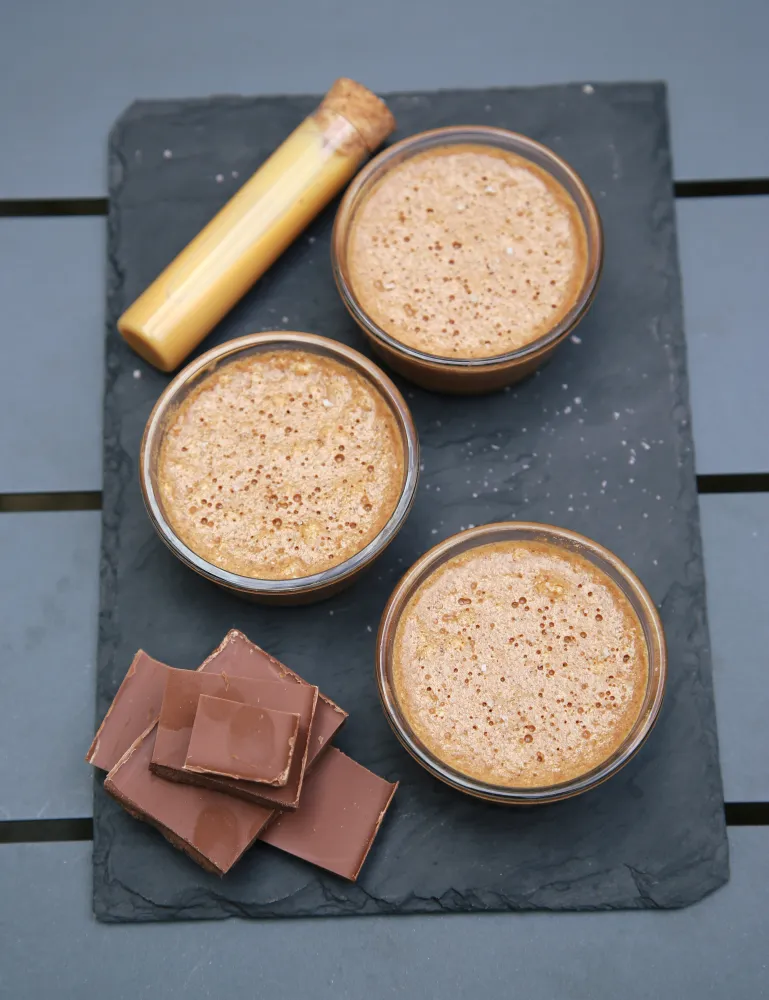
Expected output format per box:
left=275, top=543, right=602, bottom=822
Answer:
left=199, top=630, right=347, bottom=757
left=152, top=668, right=317, bottom=809
left=105, top=727, right=271, bottom=876
left=185, top=695, right=300, bottom=787
left=261, top=747, right=398, bottom=881
left=86, top=651, right=170, bottom=771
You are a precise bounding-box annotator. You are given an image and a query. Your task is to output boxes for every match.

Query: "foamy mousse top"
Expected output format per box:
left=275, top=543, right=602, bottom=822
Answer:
left=393, top=540, right=648, bottom=788
left=347, top=143, right=588, bottom=360
left=157, top=348, right=404, bottom=580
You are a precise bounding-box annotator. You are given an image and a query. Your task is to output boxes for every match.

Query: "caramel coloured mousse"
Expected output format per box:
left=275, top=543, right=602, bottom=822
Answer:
left=157, top=348, right=405, bottom=580
left=346, top=143, right=588, bottom=359
left=392, top=541, right=649, bottom=789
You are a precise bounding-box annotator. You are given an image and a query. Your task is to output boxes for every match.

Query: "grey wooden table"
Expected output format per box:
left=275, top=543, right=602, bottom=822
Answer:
left=1, top=1, right=768, bottom=997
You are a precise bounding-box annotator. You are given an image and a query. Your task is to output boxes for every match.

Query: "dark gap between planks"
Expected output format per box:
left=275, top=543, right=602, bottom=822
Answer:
left=1, top=476, right=767, bottom=515
left=1, top=806, right=767, bottom=846
left=0, top=818, right=93, bottom=844
left=0, top=492, right=102, bottom=513
left=1, top=179, right=768, bottom=219
left=0, top=198, right=107, bottom=218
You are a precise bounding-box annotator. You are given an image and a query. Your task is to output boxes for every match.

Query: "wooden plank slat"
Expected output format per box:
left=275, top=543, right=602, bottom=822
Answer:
left=0, top=512, right=100, bottom=821
left=0, top=496, right=764, bottom=820
left=0, top=0, right=768, bottom=197
left=0, top=217, right=105, bottom=493
left=700, top=494, right=769, bottom=802
left=1, top=197, right=767, bottom=493
left=0, top=830, right=766, bottom=999
left=678, top=197, right=769, bottom=475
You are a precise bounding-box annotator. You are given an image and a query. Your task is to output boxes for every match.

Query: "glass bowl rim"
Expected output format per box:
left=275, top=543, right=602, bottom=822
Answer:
left=332, top=125, right=604, bottom=370
left=376, top=521, right=667, bottom=803
left=140, top=331, right=420, bottom=596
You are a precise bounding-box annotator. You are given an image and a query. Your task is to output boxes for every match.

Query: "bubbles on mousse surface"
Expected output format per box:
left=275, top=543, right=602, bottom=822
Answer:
left=393, top=541, right=648, bottom=788
left=348, top=144, right=588, bottom=359
left=158, top=350, right=404, bottom=579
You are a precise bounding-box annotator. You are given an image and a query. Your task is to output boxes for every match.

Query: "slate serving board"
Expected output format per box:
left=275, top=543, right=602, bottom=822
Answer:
left=95, top=82, right=728, bottom=922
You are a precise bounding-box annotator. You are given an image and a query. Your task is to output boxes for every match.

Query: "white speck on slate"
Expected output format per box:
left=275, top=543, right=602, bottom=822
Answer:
left=491, top=444, right=500, bottom=450
left=613, top=412, right=620, bottom=420
left=472, top=493, right=478, bottom=499
left=562, top=383, right=568, bottom=390
left=215, top=173, right=224, bottom=183
left=641, top=440, right=651, bottom=450
left=583, top=84, right=595, bottom=94
left=282, top=316, right=289, bottom=323
left=232, top=170, right=239, bottom=178
left=329, top=610, right=334, bottom=616
left=431, top=529, right=438, bottom=534
left=564, top=406, right=572, bottom=415
left=367, top=625, right=372, bottom=632
left=571, top=334, right=582, bottom=344
left=163, top=149, right=173, bottom=159
left=133, top=369, right=142, bottom=379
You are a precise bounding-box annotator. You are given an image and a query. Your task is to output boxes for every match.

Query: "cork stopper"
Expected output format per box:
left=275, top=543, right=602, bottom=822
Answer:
left=320, top=78, right=396, bottom=153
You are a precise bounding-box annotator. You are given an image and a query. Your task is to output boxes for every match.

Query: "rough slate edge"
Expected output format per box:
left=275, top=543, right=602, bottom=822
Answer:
left=95, top=82, right=728, bottom=922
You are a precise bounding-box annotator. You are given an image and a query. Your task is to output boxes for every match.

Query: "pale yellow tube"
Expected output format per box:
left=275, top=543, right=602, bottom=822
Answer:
left=119, top=79, right=395, bottom=371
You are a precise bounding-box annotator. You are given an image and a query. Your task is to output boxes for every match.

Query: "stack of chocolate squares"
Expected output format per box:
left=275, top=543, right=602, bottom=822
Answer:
left=86, top=629, right=397, bottom=879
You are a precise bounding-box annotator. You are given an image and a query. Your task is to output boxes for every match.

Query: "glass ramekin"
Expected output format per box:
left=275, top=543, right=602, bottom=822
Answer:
left=140, top=332, right=420, bottom=604
left=332, top=126, right=603, bottom=394
left=376, top=522, right=666, bottom=803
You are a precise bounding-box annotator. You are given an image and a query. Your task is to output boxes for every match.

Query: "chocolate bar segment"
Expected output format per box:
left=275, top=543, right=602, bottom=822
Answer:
left=185, top=695, right=299, bottom=787
left=152, top=669, right=317, bottom=809
left=261, top=747, right=398, bottom=881
left=199, top=630, right=347, bottom=759
left=86, top=651, right=169, bottom=771
left=105, top=727, right=271, bottom=875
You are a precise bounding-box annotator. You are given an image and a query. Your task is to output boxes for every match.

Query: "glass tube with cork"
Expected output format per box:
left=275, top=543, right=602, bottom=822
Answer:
left=118, top=78, right=395, bottom=372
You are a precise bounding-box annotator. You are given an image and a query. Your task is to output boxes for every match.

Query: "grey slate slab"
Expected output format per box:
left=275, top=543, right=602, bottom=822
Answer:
left=94, top=83, right=727, bottom=921
left=0, top=512, right=99, bottom=820
left=678, top=197, right=769, bottom=475
left=0, top=217, right=105, bottom=493
left=1, top=830, right=767, bottom=1000
left=1, top=0, right=768, bottom=196
left=700, top=494, right=769, bottom=802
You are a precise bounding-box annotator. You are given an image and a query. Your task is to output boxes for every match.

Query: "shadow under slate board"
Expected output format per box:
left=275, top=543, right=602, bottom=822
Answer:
left=95, top=82, right=727, bottom=922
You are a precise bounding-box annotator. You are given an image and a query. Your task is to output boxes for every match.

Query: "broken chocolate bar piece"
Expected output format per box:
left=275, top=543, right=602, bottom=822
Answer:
left=199, top=630, right=347, bottom=758
left=105, top=726, right=271, bottom=875
left=86, top=651, right=169, bottom=771
left=261, top=747, right=398, bottom=881
left=185, top=695, right=299, bottom=787
left=152, top=669, right=317, bottom=809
